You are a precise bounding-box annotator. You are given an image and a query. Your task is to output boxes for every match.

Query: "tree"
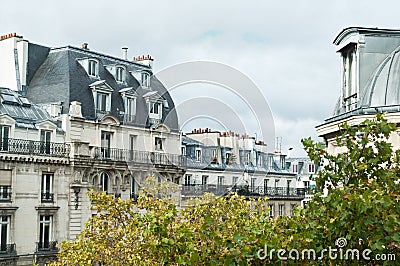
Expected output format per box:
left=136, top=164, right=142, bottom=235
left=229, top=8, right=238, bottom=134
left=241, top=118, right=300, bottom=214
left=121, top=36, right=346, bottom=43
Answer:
left=51, top=114, right=399, bottom=265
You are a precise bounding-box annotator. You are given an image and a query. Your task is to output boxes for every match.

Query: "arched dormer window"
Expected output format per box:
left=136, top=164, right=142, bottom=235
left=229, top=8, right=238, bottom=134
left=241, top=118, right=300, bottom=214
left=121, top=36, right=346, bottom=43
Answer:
left=141, top=72, right=150, bottom=87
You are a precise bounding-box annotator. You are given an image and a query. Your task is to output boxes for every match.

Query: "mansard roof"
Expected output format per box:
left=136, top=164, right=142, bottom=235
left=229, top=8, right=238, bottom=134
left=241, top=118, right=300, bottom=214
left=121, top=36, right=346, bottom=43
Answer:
left=25, top=44, right=179, bottom=131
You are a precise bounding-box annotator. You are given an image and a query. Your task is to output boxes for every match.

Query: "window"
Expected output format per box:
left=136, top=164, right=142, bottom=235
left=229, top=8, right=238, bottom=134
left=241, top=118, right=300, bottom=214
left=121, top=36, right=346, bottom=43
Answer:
left=245, top=152, right=250, bottom=165
left=155, top=137, right=163, bottom=151
left=0, top=216, right=10, bottom=252
left=40, top=130, right=51, bottom=154
left=129, top=135, right=136, bottom=161
left=0, top=126, right=9, bottom=151
left=257, top=153, right=263, bottom=167
left=184, top=174, right=191, bottom=186
left=116, top=67, right=125, bottom=82
left=225, top=152, right=231, bottom=164
left=39, top=215, right=52, bottom=250
left=308, top=164, right=315, bottom=173
left=217, top=176, right=224, bottom=186
left=269, top=204, right=274, bottom=218
left=88, top=60, right=98, bottom=77
left=290, top=204, right=297, bottom=216
left=292, top=164, right=298, bottom=173
left=125, top=97, right=136, bottom=122
left=195, top=149, right=202, bottom=162
left=303, top=181, right=310, bottom=190
left=263, top=179, right=268, bottom=195
left=41, top=173, right=54, bottom=202
left=250, top=178, right=256, bottom=192
left=96, top=92, right=108, bottom=112
left=202, top=175, right=208, bottom=186
left=100, top=172, right=109, bottom=193
left=131, top=176, right=137, bottom=201
left=101, top=132, right=112, bottom=159
left=0, top=170, right=11, bottom=201
left=279, top=204, right=285, bottom=217
left=141, top=72, right=150, bottom=87
left=232, top=176, right=238, bottom=187
left=150, top=102, right=160, bottom=114
left=181, top=146, right=186, bottom=156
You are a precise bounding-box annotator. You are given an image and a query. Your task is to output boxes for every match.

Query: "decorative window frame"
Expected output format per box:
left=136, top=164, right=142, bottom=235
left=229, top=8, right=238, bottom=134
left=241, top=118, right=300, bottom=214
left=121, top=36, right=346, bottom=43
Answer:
left=119, top=87, right=138, bottom=123
left=89, top=80, right=114, bottom=114
left=78, top=58, right=100, bottom=78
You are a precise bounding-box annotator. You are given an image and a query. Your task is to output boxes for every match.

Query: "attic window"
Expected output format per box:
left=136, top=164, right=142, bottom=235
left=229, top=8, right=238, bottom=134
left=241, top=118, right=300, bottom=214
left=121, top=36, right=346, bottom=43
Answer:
left=1, top=94, right=19, bottom=105
left=88, top=59, right=98, bottom=77
left=141, top=72, right=150, bottom=87
left=116, top=67, right=125, bottom=83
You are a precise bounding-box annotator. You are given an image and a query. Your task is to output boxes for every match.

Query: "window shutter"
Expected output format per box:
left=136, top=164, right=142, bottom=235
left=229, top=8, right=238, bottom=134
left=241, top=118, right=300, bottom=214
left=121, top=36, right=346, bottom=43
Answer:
left=0, top=170, right=12, bottom=186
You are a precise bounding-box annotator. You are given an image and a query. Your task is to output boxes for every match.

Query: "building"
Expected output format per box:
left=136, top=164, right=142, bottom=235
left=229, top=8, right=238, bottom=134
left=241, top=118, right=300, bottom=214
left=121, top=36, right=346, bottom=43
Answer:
left=317, top=27, right=400, bottom=152
left=181, top=129, right=306, bottom=217
left=285, top=157, right=317, bottom=207
left=0, top=33, right=185, bottom=265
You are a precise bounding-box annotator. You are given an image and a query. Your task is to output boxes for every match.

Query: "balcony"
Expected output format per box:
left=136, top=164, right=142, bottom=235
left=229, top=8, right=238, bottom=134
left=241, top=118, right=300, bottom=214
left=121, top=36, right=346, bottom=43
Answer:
left=36, top=241, right=58, bottom=253
left=238, top=186, right=306, bottom=199
left=0, top=243, right=16, bottom=255
left=181, top=185, right=305, bottom=199
left=0, top=186, right=11, bottom=202
left=41, top=192, right=54, bottom=203
left=0, top=138, right=70, bottom=157
left=182, top=184, right=230, bottom=197
left=92, top=147, right=186, bottom=168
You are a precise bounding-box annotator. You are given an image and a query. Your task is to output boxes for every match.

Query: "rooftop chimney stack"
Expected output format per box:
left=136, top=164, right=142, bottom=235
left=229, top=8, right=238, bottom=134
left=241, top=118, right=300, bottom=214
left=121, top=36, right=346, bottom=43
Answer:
left=133, top=54, right=154, bottom=68
left=122, top=47, right=128, bottom=60
left=81, top=43, right=89, bottom=50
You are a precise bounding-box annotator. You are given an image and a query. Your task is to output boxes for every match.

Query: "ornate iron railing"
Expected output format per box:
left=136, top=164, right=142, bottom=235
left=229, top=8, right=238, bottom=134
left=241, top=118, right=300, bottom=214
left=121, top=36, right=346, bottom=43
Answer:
left=0, top=186, right=11, bottom=201
left=182, top=184, right=230, bottom=196
left=182, top=185, right=305, bottom=199
left=36, top=241, right=58, bottom=252
left=0, top=138, right=70, bottom=157
left=92, top=147, right=186, bottom=168
left=41, top=192, right=54, bottom=202
left=0, top=243, right=16, bottom=255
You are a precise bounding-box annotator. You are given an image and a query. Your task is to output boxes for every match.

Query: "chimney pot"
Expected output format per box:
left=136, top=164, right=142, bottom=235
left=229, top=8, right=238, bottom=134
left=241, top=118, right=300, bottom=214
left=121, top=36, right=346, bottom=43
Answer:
left=122, top=47, right=128, bottom=60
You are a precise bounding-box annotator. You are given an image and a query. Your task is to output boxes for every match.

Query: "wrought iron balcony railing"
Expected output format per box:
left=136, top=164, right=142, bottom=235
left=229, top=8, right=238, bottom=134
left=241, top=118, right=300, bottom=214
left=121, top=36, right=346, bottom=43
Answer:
left=0, top=243, right=16, bottom=255
left=182, top=184, right=230, bottom=196
left=36, top=241, right=58, bottom=252
left=41, top=192, right=54, bottom=202
left=182, top=185, right=305, bottom=199
left=0, top=138, right=70, bottom=157
left=92, top=147, right=186, bottom=168
left=0, top=186, right=11, bottom=201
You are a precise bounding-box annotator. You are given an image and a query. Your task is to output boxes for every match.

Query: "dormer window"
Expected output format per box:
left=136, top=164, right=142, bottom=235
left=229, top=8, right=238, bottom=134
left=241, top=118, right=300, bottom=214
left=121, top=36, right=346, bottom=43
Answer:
left=150, top=102, right=160, bottom=115
left=116, top=66, right=125, bottom=83
left=88, top=59, right=98, bottom=77
left=89, top=80, right=114, bottom=114
left=120, top=87, right=137, bottom=123
left=141, top=72, right=150, bottom=87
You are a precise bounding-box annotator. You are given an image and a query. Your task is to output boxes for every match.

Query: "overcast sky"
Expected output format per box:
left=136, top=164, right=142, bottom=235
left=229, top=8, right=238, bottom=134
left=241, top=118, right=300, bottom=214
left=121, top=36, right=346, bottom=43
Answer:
left=2, top=0, right=399, bottom=156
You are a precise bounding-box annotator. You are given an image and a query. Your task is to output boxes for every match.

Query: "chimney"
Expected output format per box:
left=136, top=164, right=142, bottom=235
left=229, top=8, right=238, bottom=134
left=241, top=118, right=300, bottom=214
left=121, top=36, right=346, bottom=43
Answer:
left=81, top=43, right=89, bottom=50
left=133, top=54, right=154, bottom=68
left=122, top=47, right=128, bottom=60
left=69, top=101, right=83, bottom=118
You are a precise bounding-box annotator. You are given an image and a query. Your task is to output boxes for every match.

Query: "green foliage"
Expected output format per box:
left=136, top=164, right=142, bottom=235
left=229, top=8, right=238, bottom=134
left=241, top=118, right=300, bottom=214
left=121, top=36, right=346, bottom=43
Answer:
left=52, top=114, right=400, bottom=265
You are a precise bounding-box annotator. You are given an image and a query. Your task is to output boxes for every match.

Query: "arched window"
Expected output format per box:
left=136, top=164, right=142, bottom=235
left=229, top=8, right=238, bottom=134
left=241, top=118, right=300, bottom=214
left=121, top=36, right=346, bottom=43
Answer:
left=99, top=172, right=109, bottom=193
left=116, top=66, right=125, bottom=82
left=88, top=59, right=98, bottom=77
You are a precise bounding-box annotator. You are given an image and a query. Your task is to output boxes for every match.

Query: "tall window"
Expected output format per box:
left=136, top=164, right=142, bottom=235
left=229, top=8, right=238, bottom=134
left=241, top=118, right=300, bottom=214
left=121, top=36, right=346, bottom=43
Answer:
left=308, top=164, right=315, bottom=173
left=88, top=60, right=98, bottom=77
left=155, top=137, right=163, bottom=151
left=41, top=173, right=54, bottom=202
left=125, top=97, right=136, bottom=122
left=100, top=172, right=109, bottom=193
left=202, top=175, right=208, bottom=186
left=0, top=170, right=11, bottom=201
left=101, top=132, right=112, bottom=159
left=0, top=216, right=10, bottom=252
left=263, top=179, right=268, bottom=195
left=250, top=178, right=256, bottom=192
left=116, top=67, right=125, bottom=82
left=232, top=176, right=238, bottom=187
left=39, top=215, right=52, bottom=250
left=40, top=130, right=51, bottom=154
left=131, top=176, right=137, bottom=201
left=181, top=146, right=186, bottom=156
left=245, top=152, right=250, bottom=165
left=129, top=135, right=136, bottom=161
left=141, top=72, right=150, bottom=87
left=195, top=149, right=202, bottom=162
left=292, top=164, right=298, bottom=173
left=225, top=152, right=231, bottom=164
left=96, top=92, right=108, bottom=112
left=279, top=204, right=285, bottom=217
left=269, top=204, right=274, bottom=218
left=184, top=174, right=191, bottom=186
left=0, top=126, right=9, bottom=151
left=150, top=102, right=160, bottom=114
left=217, top=176, right=224, bottom=187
